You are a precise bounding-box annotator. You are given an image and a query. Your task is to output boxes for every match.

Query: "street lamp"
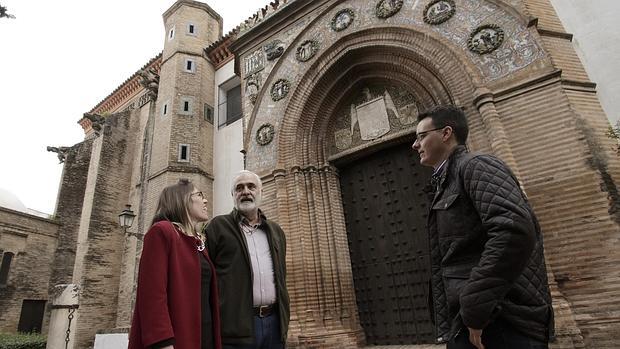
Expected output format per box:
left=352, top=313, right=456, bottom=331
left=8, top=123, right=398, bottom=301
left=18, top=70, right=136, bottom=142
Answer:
left=118, top=204, right=136, bottom=232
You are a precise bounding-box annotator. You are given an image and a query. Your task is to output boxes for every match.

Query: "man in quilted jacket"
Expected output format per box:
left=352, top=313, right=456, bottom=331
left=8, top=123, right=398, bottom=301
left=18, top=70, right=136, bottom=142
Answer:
left=412, top=105, right=554, bottom=349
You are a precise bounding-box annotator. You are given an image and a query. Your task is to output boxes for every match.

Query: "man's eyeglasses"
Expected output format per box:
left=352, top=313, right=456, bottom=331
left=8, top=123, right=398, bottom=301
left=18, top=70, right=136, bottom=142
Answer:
left=191, top=191, right=205, bottom=199
left=414, top=127, right=445, bottom=142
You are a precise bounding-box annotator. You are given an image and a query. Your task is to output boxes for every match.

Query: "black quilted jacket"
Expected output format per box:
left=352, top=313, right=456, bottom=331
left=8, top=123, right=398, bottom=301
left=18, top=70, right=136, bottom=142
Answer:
left=427, top=146, right=554, bottom=343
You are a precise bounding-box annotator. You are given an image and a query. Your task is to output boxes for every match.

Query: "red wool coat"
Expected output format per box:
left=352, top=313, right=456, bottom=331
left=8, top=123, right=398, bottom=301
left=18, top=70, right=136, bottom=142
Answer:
left=128, top=221, right=222, bottom=349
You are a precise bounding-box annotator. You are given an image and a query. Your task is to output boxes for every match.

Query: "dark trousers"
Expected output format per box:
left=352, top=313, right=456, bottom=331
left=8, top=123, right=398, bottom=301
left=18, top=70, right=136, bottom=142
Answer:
left=223, top=312, right=284, bottom=349
left=448, top=320, right=548, bottom=349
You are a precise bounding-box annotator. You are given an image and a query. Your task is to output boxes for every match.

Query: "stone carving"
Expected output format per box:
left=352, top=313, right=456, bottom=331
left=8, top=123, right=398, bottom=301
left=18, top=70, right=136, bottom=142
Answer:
left=83, top=112, right=106, bottom=137
left=137, top=67, right=160, bottom=100
left=331, top=9, right=355, bottom=31
left=376, top=0, right=403, bottom=19
left=334, top=129, right=353, bottom=150
left=468, top=24, right=505, bottom=54
left=245, top=73, right=261, bottom=104
left=264, top=40, right=285, bottom=60
left=256, top=123, right=275, bottom=145
left=137, top=92, right=150, bottom=108
left=355, top=94, right=391, bottom=140
left=46, top=146, right=71, bottom=163
left=423, top=0, right=456, bottom=25
left=271, top=79, right=290, bottom=101
left=330, top=85, right=419, bottom=153
left=296, top=40, right=319, bottom=62
left=244, top=48, right=265, bottom=75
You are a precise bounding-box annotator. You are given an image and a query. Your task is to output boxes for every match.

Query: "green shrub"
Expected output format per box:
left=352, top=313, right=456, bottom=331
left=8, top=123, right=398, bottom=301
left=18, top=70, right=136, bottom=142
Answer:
left=0, top=333, right=46, bottom=349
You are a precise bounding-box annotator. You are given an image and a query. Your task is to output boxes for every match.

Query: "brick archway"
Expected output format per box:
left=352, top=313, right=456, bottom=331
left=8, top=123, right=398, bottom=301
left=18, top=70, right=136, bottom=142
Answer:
left=263, top=27, right=490, bottom=348
left=273, top=26, right=484, bottom=168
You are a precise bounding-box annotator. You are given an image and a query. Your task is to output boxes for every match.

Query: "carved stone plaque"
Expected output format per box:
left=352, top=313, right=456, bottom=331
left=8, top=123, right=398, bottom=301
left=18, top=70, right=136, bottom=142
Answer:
left=468, top=24, right=505, bottom=54
left=264, top=40, right=285, bottom=61
left=296, top=40, right=319, bottom=62
left=356, top=96, right=390, bottom=140
left=271, top=79, right=290, bottom=101
left=376, top=0, right=403, bottom=19
left=256, top=123, right=275, bottom=145
left=332, top=9, right=355, bottom=31
left=423, top=0, right=455, bottom=25
left=244, top=48, right=265, bottom=75
left=245, top=73, right=261, bottom=105
left=328, top=84, right=419, bottom=154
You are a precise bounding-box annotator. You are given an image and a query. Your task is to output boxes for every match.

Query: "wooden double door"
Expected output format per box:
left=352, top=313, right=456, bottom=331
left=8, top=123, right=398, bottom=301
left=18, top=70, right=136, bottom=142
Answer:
left=339, top=142, right=434, bottom=345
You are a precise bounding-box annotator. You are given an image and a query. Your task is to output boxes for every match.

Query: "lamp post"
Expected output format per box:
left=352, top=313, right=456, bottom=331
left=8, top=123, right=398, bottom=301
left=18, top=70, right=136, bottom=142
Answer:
left=115, top=204, right=137, bottom=329
left=118, top=204, right=136, bottom=233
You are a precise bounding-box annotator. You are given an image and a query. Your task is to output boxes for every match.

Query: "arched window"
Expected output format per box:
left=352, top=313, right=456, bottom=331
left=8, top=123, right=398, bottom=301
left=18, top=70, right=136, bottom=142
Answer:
left=0, top=252, right=14, bottom=285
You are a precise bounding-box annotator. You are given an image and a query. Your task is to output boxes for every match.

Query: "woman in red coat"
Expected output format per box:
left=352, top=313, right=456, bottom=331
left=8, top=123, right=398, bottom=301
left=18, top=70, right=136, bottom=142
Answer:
left=128, top=179, right=221, bottom=349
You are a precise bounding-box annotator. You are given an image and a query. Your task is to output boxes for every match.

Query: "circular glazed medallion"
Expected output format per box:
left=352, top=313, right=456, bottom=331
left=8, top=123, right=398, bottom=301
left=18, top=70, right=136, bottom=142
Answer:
left=256, top=123, right=275, bottom=146
left=264, top=40, right=285, bottom=61
left=423, top=0, right=456, bottom=25
left=331, top=9, right=355, bottom=31
left=270, top=79, right=290, bottom=101
left=376, top=0, right=403, bottom=19
left=468, top=24, right=505, bottom=54
left=296, top=40, right=319, bottom=62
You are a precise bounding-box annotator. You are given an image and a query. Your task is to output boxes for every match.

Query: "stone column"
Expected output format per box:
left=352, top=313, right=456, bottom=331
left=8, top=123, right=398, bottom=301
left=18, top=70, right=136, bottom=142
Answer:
left=473, top=88, right=521, bottom=177
left=275, top=166, right=364, bottom=348
left=46, top=284, right=80, bottom=349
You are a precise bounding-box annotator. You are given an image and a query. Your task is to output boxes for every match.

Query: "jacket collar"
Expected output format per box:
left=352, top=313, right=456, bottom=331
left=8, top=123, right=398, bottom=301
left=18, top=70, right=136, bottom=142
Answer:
left=431, top=145, right=467, bottom=204
left=232, top=208, right=267, bottom=226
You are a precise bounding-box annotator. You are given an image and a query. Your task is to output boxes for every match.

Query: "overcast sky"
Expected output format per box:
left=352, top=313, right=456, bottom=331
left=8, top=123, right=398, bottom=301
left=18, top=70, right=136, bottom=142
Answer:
left=0, top=0, right=262, bottom=214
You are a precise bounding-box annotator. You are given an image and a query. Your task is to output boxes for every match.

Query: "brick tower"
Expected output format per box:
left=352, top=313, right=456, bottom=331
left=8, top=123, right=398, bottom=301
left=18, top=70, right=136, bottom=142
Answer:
left=146, top=0, right=222, bottom=224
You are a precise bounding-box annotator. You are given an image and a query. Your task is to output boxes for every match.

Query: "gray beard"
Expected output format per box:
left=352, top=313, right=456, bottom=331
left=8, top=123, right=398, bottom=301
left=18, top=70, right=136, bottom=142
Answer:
left=237, top=201, right=257, bottom=213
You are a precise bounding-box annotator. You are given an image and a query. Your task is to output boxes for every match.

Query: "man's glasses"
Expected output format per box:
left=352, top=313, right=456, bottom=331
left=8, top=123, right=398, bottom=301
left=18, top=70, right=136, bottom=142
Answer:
left=191, top=191, right=205, bottom=199
left=414, top=127, right=445, bottom=142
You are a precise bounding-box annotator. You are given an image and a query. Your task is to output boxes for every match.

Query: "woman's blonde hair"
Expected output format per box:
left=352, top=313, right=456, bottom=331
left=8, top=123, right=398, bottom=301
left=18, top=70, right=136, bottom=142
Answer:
left=152, top=178, right=195, bottom=233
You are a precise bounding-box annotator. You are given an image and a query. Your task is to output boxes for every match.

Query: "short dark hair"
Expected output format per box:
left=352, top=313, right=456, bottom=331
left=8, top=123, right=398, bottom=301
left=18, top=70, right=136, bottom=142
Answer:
left=417, top=105, right=469, bottom=145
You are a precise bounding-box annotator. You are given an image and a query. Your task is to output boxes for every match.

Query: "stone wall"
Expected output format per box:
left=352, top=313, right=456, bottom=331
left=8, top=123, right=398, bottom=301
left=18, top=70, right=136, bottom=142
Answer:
left=0, top=207, right=59, bottom=334
left=70, top=110, right=141, bottom=349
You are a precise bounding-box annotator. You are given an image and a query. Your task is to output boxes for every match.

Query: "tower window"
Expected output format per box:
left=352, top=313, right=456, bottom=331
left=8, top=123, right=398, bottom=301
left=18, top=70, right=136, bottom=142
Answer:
left=0, top=252, right=13, bottom=285
left=179, top=97, right=194, bottom=115
left=168, top=27, right=175, bottom=40
left=161, top=102, right=169, bottom=117
left=184, top=58, right=196, bottom=73
left=178, top=144, right=190, bottom=162
left=188, top=24, right=196, bottom=35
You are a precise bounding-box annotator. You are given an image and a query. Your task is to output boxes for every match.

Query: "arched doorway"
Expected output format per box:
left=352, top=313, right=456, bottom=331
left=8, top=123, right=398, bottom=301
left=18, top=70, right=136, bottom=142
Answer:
left=261, top=28, right=482, bottom=347
left=338, top=140, right=434, bottom=345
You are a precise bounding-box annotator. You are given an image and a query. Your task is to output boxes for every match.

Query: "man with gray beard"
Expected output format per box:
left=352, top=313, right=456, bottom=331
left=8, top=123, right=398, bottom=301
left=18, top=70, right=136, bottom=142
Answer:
left=205, top=170, right=290, bottom=349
